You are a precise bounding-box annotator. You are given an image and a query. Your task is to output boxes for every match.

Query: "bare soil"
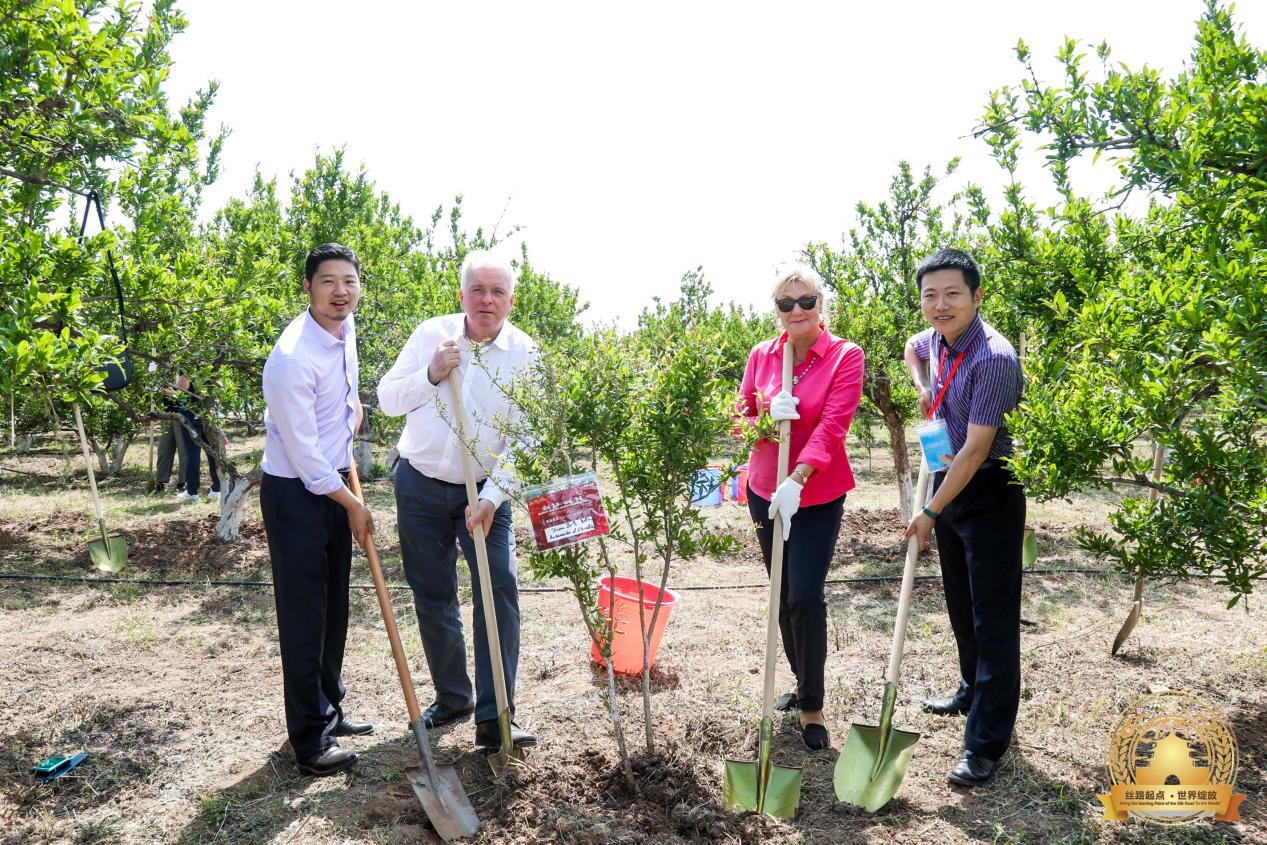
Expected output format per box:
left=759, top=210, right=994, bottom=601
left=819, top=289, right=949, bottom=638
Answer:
left=0, top=438, right=1263, bottom=844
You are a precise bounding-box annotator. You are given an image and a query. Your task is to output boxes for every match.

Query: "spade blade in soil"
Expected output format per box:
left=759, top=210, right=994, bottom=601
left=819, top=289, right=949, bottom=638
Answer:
left=833, top=683, right=920, bottom=812
left=484, top=709, right=528, bottom=776
left=722, top=718, right=802, bottom=819
left=405, top=765, right=479, bottom=841
left=89, top=535, right=127, bottom=573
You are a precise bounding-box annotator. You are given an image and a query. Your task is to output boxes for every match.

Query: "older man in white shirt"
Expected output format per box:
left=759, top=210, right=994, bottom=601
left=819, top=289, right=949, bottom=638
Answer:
left=261, top=243, right=375, bottom=777
left=378, top=249, right=539, bottom=750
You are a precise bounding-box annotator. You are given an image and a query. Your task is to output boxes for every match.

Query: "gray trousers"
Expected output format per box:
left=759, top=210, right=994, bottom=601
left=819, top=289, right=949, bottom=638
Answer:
left=395, top=458, right=519, bottom=724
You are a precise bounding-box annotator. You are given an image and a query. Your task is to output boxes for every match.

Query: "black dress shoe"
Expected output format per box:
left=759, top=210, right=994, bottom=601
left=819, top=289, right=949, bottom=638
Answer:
left=920, top=694, right=971, bottom=716
left=475, top=719, right=537, bottom=749
left=423, top=701, right=475, bottom=729
left=297, top=745, right=357, bottom=776
left=333, top=719, right=374, bottom=737
left=800, top=723, right=830, bottom=750
left=947, top=752, right=997, bottom=786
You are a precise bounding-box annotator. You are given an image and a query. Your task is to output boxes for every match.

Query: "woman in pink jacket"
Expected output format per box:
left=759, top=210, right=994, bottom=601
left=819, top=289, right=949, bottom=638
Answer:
left=737, top=264, right=865, bottom=750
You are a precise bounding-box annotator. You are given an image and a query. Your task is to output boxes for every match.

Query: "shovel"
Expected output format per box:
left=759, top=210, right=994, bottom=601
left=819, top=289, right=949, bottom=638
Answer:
left=348, top=464, right=479, bottom=841
left=447, top=365, right=527, bottom=775
left=72, top=404, right=127, bottom=573
left=723, top=342, right=802, bottom=819
left=833, top=367, right=933, bottom=812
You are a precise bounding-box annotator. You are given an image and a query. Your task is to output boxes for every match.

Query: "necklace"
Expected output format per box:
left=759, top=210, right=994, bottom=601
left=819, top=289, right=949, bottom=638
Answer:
left=792, top=355, right=816, bottom=387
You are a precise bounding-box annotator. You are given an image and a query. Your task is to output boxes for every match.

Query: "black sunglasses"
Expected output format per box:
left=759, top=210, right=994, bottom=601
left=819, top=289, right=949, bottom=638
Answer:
left=774, top=294, right=819, bottom=313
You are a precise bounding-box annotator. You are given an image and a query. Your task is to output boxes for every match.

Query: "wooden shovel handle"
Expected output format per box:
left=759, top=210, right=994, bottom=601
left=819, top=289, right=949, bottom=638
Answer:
left=446, top=365, right=513, bottom=720
left=760, top=345, right=795, bottom=719
left=885, top=356, right=934, bottom=686
left=72, top=404, right=109, bottom=546
left=349, top=464, right=422, bottom=724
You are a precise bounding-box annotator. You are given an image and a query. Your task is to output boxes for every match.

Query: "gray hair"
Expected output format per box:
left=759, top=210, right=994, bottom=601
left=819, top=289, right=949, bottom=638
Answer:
left=461, top=249, right=516, bottom=293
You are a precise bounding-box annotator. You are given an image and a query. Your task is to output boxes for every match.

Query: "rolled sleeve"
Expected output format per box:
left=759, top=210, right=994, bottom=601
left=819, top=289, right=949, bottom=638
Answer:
left=263, top=357, right=345, bottom=495
left=799, top=345, right=865, bottom=471
left=967, top=354, right=1023, bottom=428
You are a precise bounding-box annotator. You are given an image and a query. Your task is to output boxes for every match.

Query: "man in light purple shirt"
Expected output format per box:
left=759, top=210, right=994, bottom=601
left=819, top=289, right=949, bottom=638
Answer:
left=260, top=243, right=375, bottom=777
left=903, top=247, right=1025, bottom=788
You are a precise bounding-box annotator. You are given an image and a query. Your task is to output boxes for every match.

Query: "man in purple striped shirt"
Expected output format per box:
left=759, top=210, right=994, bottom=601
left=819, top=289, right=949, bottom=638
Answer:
left=902, top=247, right=1025, bottom=788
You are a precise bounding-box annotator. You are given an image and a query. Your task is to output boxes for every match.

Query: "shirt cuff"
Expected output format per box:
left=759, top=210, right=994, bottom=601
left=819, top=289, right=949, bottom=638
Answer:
left=305, top=470, right=346, bottom=497
left=797, top=445, right=831, bottom=473
left=478, top=480, right=509, bottom=509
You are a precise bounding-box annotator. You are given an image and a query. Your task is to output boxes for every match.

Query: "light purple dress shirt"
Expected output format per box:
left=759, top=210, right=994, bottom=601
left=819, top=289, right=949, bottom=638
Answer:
left=261, top=309, right=358, bottom=495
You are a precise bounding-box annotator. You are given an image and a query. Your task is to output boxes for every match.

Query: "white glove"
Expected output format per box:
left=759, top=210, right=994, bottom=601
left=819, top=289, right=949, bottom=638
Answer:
left=768, top=475, right=803, bottom=538
left=769, top=390, right=800, bottom=421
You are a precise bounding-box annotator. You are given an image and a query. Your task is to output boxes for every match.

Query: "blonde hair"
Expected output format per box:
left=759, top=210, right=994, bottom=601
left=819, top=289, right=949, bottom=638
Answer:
left=771, top=263, right=828, bottom=309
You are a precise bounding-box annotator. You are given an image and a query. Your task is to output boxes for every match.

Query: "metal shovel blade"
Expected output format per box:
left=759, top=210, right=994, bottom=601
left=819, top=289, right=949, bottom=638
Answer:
left=722, top=718, right=803, bottom=819
left=484, top=708, right=528, bottom=776
left=405, top=718, right=479, bottom=841
left=405, top=764, right=479, bottom=841
left=89, top=536, right=127, bottom=573
left=833, top=684, right=920, bottom=812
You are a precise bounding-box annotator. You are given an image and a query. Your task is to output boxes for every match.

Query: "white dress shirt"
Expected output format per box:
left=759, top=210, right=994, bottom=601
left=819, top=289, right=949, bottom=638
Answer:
left=261, top=309, right=358, bottom=496
left=378, top=313, right=538, bottom=508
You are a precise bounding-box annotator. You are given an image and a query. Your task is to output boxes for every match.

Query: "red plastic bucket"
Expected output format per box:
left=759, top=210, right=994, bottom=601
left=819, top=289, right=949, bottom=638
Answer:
left=590, top=576, right=679, bottom=674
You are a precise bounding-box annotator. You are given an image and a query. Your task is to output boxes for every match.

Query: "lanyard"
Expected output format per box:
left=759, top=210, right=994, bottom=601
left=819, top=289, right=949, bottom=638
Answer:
left=927, top=338, right=973, bottom=420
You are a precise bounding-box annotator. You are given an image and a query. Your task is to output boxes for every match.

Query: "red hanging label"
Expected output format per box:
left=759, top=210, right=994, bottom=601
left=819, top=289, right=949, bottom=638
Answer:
left=524, top=471, right=610, bottom=551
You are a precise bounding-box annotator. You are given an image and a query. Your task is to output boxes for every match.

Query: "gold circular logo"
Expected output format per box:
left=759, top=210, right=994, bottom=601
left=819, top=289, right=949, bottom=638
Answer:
left=1104, top=692, right=1240, bottom=825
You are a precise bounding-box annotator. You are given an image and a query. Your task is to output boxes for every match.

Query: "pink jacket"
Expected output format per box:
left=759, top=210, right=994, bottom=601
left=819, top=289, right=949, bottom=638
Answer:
left=737, top=327, right=865, bottom=507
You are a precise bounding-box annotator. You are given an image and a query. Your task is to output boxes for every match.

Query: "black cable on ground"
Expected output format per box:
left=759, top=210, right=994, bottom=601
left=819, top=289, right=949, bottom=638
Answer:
left=0, top=566, right=1168, bottom=592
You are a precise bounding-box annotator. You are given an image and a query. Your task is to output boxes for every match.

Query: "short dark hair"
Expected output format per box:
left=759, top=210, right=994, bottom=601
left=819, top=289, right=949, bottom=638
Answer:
left=304, top=243, right=360, bottom=281
left=915, top=247, right=980, bottom=293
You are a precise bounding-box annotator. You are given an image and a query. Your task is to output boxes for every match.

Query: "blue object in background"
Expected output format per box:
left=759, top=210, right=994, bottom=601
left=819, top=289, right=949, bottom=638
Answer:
left=691, top=466, right=723, bottom=506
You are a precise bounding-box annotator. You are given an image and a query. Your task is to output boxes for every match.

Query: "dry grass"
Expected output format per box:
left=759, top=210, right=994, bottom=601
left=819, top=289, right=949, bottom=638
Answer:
left=0, top=426, right=1262, bottom=844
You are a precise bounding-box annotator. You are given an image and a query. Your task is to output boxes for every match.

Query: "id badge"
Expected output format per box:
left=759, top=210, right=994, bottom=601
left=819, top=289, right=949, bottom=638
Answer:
left=918, top=419, right=955, bottom=473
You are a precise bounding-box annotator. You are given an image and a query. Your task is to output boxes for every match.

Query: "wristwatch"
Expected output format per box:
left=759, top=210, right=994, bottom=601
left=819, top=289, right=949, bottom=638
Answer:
left=921, top=505, right=940, bottom=521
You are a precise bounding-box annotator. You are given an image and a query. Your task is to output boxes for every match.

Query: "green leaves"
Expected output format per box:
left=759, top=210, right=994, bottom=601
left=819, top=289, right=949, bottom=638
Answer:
left=987, top=1, right=1267, bottom=601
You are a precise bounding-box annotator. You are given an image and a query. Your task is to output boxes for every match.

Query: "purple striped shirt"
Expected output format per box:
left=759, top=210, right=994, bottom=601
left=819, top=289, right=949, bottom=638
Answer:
left=910, top=315, right=1023, bottom=460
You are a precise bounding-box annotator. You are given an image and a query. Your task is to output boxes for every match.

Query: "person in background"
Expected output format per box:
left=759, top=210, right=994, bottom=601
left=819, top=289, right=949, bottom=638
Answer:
left=152, top=379, right=184, bottom=494
left=903, top=247, right=1025, bottom=787
left=170, top=373, right=221, bottom=503
left=260, top=242, right=375, bottom=777
left=736, top=263, right=865, bottom=750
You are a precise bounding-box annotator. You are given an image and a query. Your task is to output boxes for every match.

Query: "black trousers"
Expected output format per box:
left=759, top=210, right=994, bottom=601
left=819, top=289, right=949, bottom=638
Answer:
left=748, top=488, right=845, bottom=712
left=932, top=464, right=1026, bottom=760
left=260, top=472, right=351, bottom=760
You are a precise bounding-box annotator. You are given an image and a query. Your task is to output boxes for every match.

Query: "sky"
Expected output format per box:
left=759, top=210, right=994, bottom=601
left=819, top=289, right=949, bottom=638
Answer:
left=163, top=1, right=1267, bottom=326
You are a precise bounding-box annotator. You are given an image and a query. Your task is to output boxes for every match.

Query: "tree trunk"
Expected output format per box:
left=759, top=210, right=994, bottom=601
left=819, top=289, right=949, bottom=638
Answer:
left=107, top=438, right=131, bottom=476
left=870, top=380, right=913, bottom=520
left=216, top=467, right=263, bottom=541
left=354, top=439, right=373, bottom=481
